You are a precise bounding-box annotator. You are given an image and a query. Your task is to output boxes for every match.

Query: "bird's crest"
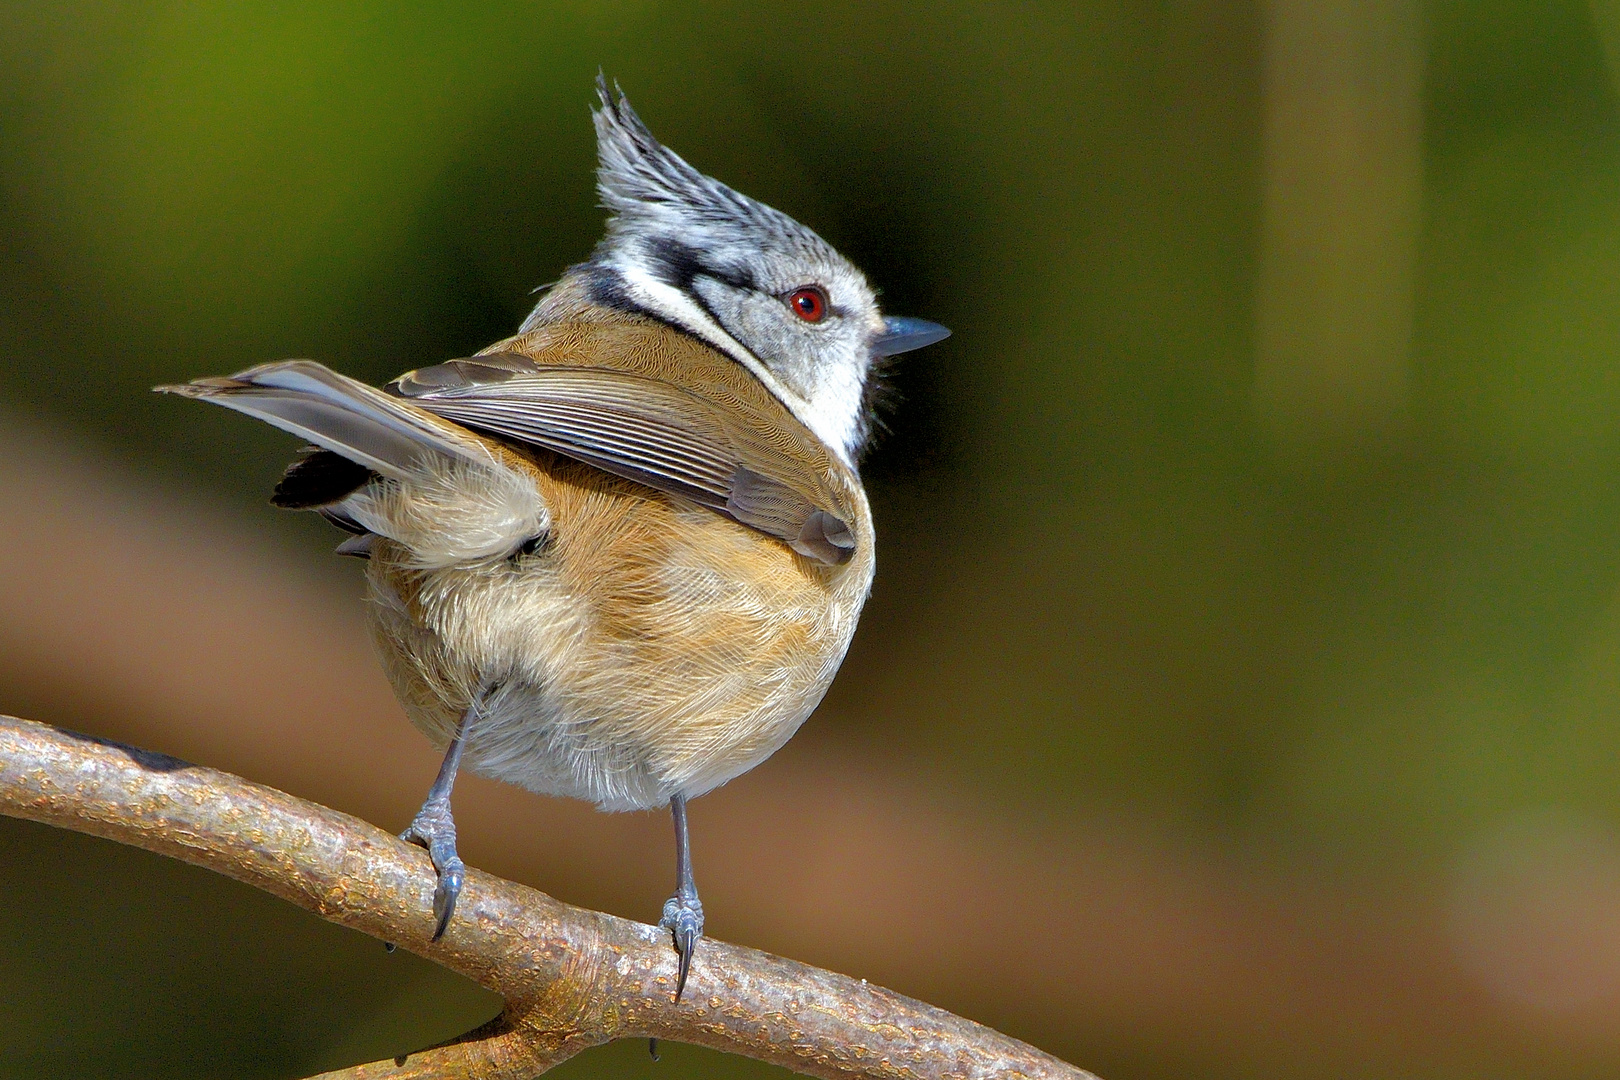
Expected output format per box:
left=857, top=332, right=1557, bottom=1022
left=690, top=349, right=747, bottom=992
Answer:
left=590, top=76, right=828, bottom=262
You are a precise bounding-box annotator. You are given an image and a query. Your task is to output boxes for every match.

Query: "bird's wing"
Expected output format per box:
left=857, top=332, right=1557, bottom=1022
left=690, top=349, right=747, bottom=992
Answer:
left=388, top=353, right=856, bottom=565
left=156, top=360, right=494, bottom=480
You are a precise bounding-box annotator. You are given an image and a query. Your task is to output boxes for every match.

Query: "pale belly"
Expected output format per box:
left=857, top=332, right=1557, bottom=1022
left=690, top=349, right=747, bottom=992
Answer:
left=364, top=493, right=873, bottom=811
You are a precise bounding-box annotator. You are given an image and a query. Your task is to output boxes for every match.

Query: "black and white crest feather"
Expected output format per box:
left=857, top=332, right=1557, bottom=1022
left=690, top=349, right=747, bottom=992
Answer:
left=591, top=78, right=837, bottom=268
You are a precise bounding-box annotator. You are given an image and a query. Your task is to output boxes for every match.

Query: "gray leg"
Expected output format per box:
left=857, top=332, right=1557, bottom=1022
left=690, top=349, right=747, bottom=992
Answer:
left=658, top=793, right=704, bottom=1001
left=401, top=706, right=472, bottom=942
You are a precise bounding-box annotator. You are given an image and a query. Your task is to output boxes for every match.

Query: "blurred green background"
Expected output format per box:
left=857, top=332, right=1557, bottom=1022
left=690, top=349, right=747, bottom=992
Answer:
left=10, top=1, right=1620, bottom=1077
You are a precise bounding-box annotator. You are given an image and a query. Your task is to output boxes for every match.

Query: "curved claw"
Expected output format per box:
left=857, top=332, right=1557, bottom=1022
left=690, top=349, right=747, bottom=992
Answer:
left=660, top=893, right=704, bottom=1002
left=430, top=856, right=465, bottom=942
left=674, top=921, right=698, bottom=1001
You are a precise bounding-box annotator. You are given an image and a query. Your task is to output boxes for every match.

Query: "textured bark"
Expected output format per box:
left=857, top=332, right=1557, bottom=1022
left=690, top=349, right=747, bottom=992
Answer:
left=0, top=714, right=1096, bottom=1080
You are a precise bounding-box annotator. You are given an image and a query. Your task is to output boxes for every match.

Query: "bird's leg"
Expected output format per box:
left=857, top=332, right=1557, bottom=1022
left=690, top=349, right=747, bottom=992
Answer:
left=659, top=793, right=704, bottom=1001
left=401, top=705, right=473, bottom=942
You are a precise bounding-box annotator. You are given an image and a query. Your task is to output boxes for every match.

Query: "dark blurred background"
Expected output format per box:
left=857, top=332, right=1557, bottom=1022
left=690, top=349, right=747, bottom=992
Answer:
left=6, top=1, right=1620, bottom=1077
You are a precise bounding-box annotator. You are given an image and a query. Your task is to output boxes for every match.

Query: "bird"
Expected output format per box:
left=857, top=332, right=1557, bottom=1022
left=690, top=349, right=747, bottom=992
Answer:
left=156, top=77, right=950, bottom=1002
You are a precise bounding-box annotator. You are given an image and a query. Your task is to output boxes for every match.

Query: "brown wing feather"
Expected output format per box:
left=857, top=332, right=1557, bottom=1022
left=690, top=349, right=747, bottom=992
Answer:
left=388, top=321, right=859, bottom=565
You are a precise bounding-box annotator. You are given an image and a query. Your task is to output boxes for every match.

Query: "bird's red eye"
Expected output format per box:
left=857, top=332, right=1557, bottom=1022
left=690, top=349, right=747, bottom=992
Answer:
left=788, top=287, right=827, bottom=323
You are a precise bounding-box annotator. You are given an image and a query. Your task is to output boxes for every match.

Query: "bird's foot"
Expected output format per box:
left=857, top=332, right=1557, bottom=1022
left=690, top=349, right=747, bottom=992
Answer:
left=401, top=798, right=465, bottom=942
left=659, top=889, right=704, bottom=1001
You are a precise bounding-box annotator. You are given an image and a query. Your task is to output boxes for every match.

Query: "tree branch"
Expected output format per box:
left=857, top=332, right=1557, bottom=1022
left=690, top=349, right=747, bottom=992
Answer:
left=0, top=714, right=1096, bottom=1080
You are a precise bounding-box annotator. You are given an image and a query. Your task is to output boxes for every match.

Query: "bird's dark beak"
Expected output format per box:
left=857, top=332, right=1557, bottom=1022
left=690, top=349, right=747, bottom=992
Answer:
left=871, top=316, right=951, bottom=357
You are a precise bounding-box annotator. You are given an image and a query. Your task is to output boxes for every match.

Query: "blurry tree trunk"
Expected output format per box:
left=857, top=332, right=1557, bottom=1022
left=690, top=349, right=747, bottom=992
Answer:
left=1254, top=0, right=1424, bottom=452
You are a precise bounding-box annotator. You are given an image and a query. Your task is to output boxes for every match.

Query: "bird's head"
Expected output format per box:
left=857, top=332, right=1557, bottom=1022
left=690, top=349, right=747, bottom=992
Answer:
left=561, top=78, right=949, bottom=465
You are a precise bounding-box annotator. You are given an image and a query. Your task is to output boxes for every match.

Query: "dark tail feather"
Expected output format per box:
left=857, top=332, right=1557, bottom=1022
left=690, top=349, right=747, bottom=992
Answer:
left=272, top=449, right=373, bottom=509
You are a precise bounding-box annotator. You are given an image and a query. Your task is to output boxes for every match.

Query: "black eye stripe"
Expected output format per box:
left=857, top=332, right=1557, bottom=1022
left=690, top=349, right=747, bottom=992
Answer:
left=640, top=236, right=757, bottom=293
